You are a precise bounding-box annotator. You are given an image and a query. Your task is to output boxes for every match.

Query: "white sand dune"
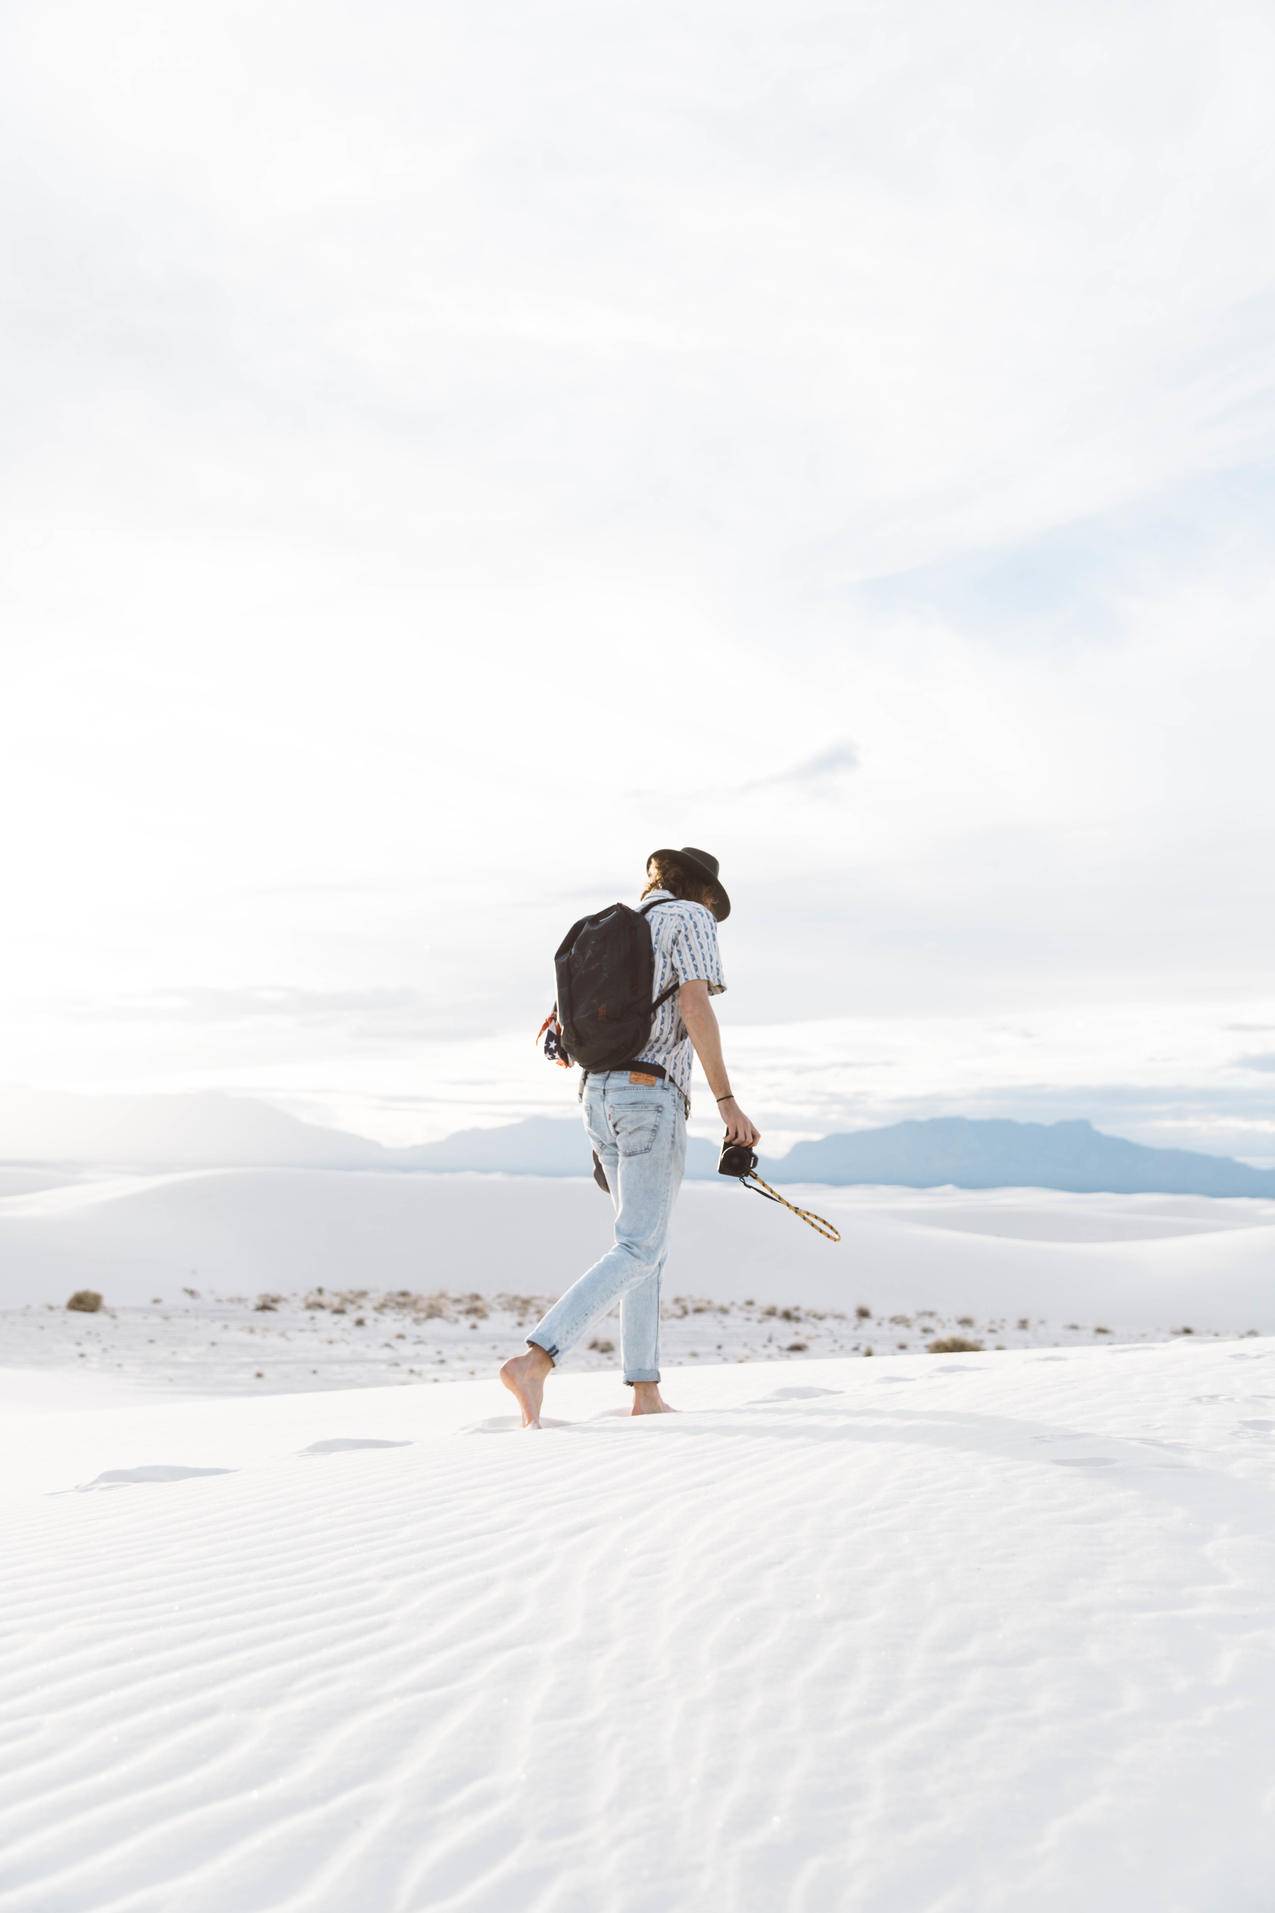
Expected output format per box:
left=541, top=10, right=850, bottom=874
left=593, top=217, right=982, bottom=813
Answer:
left=2, top=1169, right=1274, bottom=1333
left=2, top=1341, right=1274, bottom=1911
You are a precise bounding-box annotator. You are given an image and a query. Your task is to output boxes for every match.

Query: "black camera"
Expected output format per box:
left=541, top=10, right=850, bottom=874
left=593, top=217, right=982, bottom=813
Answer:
left=718, top=1140, right=758, bottom=1179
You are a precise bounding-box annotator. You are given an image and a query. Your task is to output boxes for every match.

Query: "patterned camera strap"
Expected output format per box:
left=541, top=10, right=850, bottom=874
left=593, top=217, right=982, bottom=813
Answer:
left=737, top=1170, right=842, bottom=1243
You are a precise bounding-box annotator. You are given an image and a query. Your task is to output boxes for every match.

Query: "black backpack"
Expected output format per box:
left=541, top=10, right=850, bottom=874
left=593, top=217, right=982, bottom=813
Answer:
left=551, top=898, right=681, bottom=1071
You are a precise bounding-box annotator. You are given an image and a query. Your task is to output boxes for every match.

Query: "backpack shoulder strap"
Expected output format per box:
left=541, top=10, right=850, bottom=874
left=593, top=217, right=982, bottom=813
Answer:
left=640, top=898, right=682, bottom=1009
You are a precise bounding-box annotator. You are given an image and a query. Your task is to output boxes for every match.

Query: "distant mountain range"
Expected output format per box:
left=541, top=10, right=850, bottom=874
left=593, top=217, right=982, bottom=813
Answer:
left=776, top=1116, right=1275, bottom=1197
left=1, top=1088, right=1273, bottom=1197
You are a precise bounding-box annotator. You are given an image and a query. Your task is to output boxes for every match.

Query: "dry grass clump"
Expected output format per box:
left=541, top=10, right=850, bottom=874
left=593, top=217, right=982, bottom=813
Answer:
left=668, top=1295, right=720, bottom=1320
left=926, top=1335, right=984, bottom=1354
left=66, top=1290, right=103, bottom=1313
left=250, top=1285, right=565, bottom=1330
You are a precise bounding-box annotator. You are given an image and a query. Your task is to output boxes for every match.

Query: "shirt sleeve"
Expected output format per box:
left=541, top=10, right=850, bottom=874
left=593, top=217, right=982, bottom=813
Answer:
left=670, top=905, right=727, bottom=995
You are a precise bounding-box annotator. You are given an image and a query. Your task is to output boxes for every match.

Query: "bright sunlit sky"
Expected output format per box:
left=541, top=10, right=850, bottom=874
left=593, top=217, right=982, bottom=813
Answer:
left=3, top=0, right=1275, bottom=1161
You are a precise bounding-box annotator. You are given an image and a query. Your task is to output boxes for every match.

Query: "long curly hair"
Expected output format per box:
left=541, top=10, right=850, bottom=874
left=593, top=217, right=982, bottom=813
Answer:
left=640, top=853, right=718, bottom=913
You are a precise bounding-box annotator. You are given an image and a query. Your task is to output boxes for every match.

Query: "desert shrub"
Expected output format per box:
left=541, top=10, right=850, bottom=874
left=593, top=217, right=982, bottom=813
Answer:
left=927, top=1335, right=983, bottom=1354
left=66, top=1290, right=103, bottom=1313
left=587, top=1337, right=615, bottom=1353
left=1176, top=1325, right=1195, bottom=1335
left=957, top=1315, right=975, bottom=1328
left=254, top=1296, right=280, bottom=1312
left=1016, top=1317, right=1031, bottom=1331
left=785, top=1341, right=808, bottom=1352
left=1093, top=1325, right=1111, bottom=1334
left=855, top=1304, right=872, bottom=1320
left=889, top=1314, right=913, bottom=1328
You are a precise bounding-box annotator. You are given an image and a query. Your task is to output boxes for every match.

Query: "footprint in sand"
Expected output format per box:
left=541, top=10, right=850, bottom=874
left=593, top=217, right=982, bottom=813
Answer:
left=465, top=1415, right=572, bottom=1434
left=76, top=1465, right=237, bottom=1492
left=1051, top=1456, right=1119, bottom=1469
left=299, top=1438, right=414, bottom=1456
left=751, top=1386, right=844, bottom=1404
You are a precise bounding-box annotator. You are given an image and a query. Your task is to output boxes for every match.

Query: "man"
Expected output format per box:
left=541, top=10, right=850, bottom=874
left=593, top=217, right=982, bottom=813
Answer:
left=499, top=846, right=761, bottom=1429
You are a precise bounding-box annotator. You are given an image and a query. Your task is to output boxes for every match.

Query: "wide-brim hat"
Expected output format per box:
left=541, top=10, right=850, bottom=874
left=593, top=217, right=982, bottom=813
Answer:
left=646, top=845, right=731, bottom=921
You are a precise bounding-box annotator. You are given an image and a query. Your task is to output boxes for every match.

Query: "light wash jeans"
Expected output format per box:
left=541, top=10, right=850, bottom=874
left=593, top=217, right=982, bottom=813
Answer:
left=526, top=1070, right=688, bottom=1384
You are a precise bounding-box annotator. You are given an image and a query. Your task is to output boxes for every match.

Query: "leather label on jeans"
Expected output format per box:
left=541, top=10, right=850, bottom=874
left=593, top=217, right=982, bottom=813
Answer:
left=629, top=1071, right=657, bottom=1085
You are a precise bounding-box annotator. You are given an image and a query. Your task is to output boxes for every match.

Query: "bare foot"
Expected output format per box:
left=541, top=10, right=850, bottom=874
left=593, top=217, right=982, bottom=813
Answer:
left=630, top=1384, right=677, bottom=1416
left=499, top=1348, right=552, bottom=1428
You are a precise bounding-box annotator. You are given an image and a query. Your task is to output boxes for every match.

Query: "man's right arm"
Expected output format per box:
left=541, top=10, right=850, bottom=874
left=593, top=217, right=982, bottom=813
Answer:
left=678, top=980, right=761, bottom=1146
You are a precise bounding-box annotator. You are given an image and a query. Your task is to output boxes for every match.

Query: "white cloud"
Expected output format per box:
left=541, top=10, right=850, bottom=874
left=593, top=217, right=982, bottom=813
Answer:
left=741, top=740, right=860, bottom=798
left=1, top=0, right=1273, bottom=1137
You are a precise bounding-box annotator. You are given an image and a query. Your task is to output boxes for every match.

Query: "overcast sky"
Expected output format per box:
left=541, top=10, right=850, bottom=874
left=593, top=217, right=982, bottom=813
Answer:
left=3, top=0, right=1274, bottom=1160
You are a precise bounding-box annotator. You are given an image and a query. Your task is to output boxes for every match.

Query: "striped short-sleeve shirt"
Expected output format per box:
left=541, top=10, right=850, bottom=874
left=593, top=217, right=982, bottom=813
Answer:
left=632, top=887, right=727, bottom=1111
